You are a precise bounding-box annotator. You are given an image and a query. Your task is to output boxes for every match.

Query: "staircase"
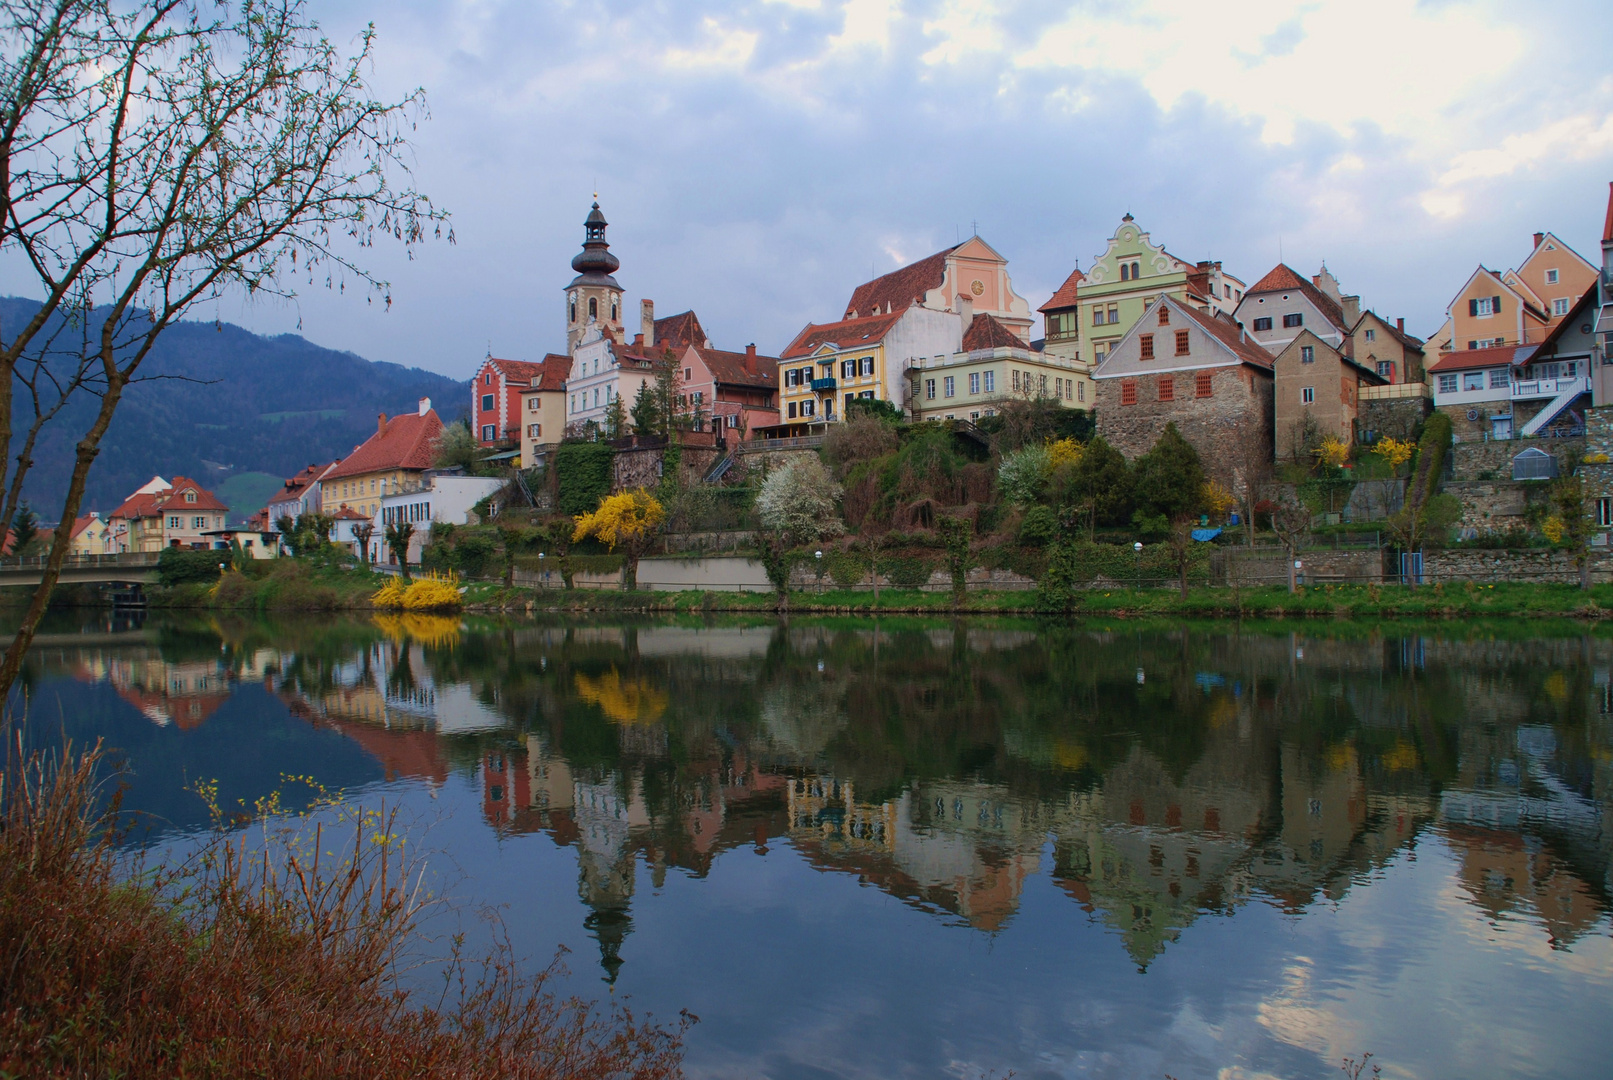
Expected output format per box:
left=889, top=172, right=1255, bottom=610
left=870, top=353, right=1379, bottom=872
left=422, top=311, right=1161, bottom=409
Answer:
left=703, top=451, right=736, bottom=484
left=1519, top=382, right=1589, bottom=437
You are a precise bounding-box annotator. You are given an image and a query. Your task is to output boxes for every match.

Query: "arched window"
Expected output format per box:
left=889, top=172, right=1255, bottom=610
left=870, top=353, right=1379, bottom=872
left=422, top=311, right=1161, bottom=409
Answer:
left=570, top=302, right=576, bottom=322
left=588, top=297, right=597, bottom=318
left=1131, top=261, right=1140, bottom=279
left=610, top=302, right=617, bottom=321
left=1120, top=263, right=1130, bottom=281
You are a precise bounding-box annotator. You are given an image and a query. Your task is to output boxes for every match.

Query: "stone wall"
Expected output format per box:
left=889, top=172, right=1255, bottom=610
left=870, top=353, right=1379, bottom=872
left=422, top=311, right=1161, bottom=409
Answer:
left=1094, top=364, right=1272, bottom=480
left=1450, top=435, right=1583, bottom=480
left=1212, top=547, right=1384, bottom=585
left=1445, top=480, right=1538, bottom=532
left=1359, top=395, right=1428, bottom=443
left=1425, top=548, right=1613, bottom=585
left=610, top=434, right=721, bottom=492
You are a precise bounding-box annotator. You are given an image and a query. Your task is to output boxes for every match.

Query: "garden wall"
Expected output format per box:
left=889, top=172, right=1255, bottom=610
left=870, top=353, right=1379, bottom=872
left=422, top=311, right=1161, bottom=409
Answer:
left=1212, top=548, right=1384, bottom=586
left=1424, top=548, right=1613, bottom=585
left=1450, top=436, right=1582, bottom=481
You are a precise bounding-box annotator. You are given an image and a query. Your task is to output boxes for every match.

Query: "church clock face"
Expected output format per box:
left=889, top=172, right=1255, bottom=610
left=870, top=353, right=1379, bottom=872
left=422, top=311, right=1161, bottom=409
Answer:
left=970, top=280, right=984, bottom=297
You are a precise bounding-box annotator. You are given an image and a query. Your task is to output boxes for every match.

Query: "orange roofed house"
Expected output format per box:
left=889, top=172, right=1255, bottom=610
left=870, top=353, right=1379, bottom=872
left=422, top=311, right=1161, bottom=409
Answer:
left=106, top=476, right=230, bottom=553
left=320, top=398, right=444, bottom=518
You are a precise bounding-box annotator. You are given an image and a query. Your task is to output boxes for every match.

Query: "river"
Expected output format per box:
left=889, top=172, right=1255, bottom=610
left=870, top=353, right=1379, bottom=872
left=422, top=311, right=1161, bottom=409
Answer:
left=9, top=608, right=1612, bottom=1079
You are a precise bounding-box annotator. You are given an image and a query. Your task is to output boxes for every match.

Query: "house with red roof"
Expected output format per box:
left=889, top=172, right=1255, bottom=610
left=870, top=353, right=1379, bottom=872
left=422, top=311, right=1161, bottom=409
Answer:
left=1038, top=266, right=1085, bottom=362
left=263, top=460, right=340, bottom=528
left=318, top=398, right=444, bottom=519
left=472, top=356, right=548, bottom=448
left=68, top=512, right=108, bottom=557
left=675, top=343, right=779, bottom=447
left=1092, top=294, right=1274, bottom=472
left=106, top=476, right=231, bottom=552
left=518, top=353, right=573, bottom=467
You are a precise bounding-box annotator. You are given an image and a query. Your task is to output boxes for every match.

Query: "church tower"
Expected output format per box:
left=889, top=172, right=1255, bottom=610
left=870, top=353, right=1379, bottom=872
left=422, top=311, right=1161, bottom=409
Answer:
left=565, top=201, right=624, bottom=353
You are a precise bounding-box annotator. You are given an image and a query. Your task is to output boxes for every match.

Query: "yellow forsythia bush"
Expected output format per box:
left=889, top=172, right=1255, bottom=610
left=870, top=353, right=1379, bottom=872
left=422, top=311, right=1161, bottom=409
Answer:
left=402, top=570, right=463, bottom=612
left=371, top=577, right=407, bottom=610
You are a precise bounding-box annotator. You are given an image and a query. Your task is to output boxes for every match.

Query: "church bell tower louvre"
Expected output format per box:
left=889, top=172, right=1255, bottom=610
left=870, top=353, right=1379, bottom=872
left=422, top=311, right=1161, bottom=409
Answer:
left=565, top=201, right=625, bottom=354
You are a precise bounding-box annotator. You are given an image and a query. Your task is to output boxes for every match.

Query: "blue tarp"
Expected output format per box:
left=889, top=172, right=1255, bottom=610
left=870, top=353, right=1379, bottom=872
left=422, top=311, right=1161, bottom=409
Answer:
left=1190, top=527, right=1222, bottom=542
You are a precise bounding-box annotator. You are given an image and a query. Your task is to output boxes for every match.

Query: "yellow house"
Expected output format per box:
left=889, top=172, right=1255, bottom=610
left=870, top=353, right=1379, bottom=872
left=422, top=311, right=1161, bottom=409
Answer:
left=319, top=399, right=444, bottom=519
left=518, top=353, right=571, bottom=469
left=69, top=512, right=108, bottom=556
left=908, top=314, right=1091, bottom=423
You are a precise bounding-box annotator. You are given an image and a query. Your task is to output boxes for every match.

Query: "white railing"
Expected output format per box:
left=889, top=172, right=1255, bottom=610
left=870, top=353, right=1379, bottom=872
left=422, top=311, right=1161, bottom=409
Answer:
left=1512, top=375, right=1590, bottom=399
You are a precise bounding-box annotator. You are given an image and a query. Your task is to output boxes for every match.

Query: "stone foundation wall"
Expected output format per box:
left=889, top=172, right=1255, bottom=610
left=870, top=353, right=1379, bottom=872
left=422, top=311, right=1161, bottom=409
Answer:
left=1213, top=548, right=1384, bottom=585
left=1445, top=480, right=1544, bottom=532
left=1094, top=366, right=1272, bottom=482
left=1450, top=436, right=1583, bottom=480
left=1425, top=548, right=1613, bottom=585
left=1359, top=396, right=1429, bottom=443
left=611, top=439, right=721, bottom=492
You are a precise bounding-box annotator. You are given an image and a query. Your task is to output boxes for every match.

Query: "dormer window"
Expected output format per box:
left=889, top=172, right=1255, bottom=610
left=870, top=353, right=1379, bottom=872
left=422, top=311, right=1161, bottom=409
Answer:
left=185, top=491, right=196, bottom=503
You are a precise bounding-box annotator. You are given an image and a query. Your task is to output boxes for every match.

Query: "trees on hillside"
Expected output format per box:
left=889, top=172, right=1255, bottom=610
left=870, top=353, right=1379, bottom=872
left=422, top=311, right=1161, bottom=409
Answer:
left=754, top=456, right=844, bottom=606
left=0, top=0, right=445, bottom=697
left=572, top=490, right=665, bottom=590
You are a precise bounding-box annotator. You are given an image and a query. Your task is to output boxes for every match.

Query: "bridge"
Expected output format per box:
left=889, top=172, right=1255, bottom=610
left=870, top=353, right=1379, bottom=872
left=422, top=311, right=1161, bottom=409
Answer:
left=0, top=552, right=162, bottom=588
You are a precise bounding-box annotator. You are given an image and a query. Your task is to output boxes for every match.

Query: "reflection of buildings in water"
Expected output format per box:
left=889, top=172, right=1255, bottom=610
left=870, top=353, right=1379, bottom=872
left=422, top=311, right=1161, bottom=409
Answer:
left=1442, top=824, right=1605, bottom=947
left=77, top=654, right=230, bottom=729
left=281, top=640, right=504, bottom=735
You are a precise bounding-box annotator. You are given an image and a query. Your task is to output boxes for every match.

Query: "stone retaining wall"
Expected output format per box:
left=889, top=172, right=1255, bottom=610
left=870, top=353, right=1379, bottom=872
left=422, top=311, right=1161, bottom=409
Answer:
left=1213, top=548, right=1384, bottom=585
left=1424, top=548, right=1613, bottom=585
left=1360, top=396, right=1429, bottom=443
left=1450, top=436, right=1582, bottom=481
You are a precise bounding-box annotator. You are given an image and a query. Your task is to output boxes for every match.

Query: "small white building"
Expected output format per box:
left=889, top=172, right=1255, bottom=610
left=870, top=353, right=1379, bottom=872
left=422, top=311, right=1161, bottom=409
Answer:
left=373, top=473, right=505, bottom=566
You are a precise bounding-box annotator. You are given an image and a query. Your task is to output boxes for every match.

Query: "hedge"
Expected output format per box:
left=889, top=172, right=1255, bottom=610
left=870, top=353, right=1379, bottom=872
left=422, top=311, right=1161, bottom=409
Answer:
left=555, top=442, right=615, bottom=516
left=156, top=548, right=225, bottom=586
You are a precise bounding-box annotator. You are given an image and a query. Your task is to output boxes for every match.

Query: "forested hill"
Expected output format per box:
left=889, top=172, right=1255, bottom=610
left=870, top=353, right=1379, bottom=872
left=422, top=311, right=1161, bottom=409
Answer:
left=2, top=297, right=468, bottom=520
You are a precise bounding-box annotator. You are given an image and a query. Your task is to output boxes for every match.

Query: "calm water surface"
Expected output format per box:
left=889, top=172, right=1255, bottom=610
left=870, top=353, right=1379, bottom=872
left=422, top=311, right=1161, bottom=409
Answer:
left=10, top=610, right=1613, bottom=1080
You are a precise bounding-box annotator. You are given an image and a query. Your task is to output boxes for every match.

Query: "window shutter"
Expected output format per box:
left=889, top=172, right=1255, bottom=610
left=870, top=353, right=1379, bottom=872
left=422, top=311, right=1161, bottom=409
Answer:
left=1469, top=299, right=1478, bottom=317
left=1492, top=296, right=1502, bottom=313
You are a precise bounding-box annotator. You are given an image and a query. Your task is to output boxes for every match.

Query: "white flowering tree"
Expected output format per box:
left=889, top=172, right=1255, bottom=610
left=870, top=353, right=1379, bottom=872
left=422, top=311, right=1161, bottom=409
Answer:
left=754, top=456, right=843, bottom=606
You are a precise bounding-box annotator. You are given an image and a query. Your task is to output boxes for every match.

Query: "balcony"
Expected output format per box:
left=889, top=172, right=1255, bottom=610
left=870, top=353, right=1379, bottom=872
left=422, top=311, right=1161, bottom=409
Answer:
left=1511, top=374, right=1591, bottom=400
left=810, top=377, right=837, bottom=392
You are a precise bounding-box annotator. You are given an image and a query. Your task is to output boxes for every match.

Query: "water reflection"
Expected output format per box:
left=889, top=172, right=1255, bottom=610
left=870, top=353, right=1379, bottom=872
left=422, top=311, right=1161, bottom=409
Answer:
left=10, top=613, right=1613, bottom=1075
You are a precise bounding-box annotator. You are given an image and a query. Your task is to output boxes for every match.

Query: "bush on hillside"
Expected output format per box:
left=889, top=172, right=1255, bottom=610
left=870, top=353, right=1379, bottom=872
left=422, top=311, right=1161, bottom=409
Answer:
left=555, top=441, right=615, bottom=516
left=157, top=547, right=225, bottom=586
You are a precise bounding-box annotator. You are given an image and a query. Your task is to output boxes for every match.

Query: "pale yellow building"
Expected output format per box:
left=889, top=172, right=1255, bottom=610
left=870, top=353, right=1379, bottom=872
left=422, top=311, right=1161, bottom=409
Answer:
left=908, top=313, right=1091, bottom=423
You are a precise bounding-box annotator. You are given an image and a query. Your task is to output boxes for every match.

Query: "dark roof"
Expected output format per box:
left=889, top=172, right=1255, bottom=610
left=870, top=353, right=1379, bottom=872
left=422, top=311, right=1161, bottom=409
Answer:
left=1173, top=301, right=1274, bottom=370
left=843, top=246, right=957, bottom=319
left=1038, top=267, right=1085, bottom=313
left=961, top=313, right=1026, bottom=352
left=1352, top=310, right=1424, bottom=354
left=1528, top=284, right=1599, bottom=357
left=1246, top=262, right=1348, bottom=333
left=695, top=346, right=779, bottom=389
left=323, top=409, right=444, bottom=480
left=781, top=313, right=904, bottom=359
left=1427, top=343, right=1537, bottom=373
left=654, top=310, right=706, bottom=350
left=485, top=357, right=547, bottom=385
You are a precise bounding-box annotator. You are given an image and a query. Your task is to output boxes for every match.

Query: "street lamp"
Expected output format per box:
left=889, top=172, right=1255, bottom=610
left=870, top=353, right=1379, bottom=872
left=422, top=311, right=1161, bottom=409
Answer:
left=538, top=551, right=546, bottom=588
left=1133, top=541, right=1143, bottom=591
left=815, top=550, right=823, bottom=594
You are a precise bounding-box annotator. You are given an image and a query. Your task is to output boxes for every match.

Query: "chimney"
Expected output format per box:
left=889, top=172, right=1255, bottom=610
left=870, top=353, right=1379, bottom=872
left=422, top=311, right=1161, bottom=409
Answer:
left=959, top=295, right=974, bottom=323
left=1397, top=317, right=1405, bottom=333
left=418, top=396, right=430, bottom=416
left=634, top=333, right=644, bottom=346
left=1533, top=231, right=1544, bottom=249
left=746, top=343, right=757, bottom=360
left=377, top=412, right=387, bottom=434
left=641, top=299, right=655, bottom=348
left=1341, top=294, right=1361, bottom=326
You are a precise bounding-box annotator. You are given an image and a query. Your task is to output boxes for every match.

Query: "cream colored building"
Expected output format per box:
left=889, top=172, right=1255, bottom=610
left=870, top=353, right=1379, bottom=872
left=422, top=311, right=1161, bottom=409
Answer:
left=908, top=313, right=1090, bottom=423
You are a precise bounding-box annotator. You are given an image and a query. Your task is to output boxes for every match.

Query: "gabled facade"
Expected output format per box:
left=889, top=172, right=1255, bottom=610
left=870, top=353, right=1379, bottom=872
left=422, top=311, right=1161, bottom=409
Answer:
left=678, top=343, right=779, bottom=447
left=1505, top=231, right=1598, bottom=330
left=472, top=356, right=547, bottom=447
left=319, top=398, right=444, bottom=518
left=565, top=326, right=665, bottom=435
left=518, top=353, right=572, bottom=468
left=1348, top=311, right=1425, bottom=385
left=106, top=476, right=231, bottom=553
left=264, top=461, right=339, bottom=528
left=1091, top=295, right=1273, bottom=473
left=1233, top=263, right=1355, bottom=355
left=1272, top=329, right=1387, bottom=461
left=69, top=513, right=108, bottom=557
left=842, top=236, right=1034, bottom=342
left=1446, top=267, right=1549, bottom=352
left=908, top=313, right=1089, bottom=424
left=778, top=307, right=959, bottom=427
left=1069, top=215, right=1246, bottom=368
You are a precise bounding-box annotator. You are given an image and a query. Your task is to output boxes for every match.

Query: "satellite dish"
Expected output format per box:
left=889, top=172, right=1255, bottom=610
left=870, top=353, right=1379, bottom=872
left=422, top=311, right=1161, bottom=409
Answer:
left=1467, top=408, right=1480, bottom=421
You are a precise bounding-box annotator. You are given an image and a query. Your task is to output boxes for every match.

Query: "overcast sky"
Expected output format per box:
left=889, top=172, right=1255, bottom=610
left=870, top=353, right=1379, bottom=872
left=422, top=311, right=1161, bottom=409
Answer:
left=33, top=1, right=1613, bottom=379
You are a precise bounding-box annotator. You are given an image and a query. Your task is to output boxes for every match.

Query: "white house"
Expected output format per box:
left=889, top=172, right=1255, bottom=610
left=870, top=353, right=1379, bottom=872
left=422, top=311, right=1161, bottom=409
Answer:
left=373, top=474, right=505, bottom=566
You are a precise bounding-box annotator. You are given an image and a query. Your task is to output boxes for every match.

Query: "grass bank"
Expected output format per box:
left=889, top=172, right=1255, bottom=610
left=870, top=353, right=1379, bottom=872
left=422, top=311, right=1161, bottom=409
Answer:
left=0, top=741, right=686, bottom=1078
left=460, top=580, right=1613, bottom=620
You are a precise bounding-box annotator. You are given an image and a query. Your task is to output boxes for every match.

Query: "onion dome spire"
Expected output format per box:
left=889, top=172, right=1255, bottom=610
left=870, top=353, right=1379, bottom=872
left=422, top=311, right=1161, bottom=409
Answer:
left=570, top=201, right=621, bottom=281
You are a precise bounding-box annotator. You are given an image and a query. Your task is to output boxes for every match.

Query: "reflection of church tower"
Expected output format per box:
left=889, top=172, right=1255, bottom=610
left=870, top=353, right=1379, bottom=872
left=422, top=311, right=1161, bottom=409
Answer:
left=577, top=844, right=635, bottom=983
left=565, top=202, right=624, bottom=353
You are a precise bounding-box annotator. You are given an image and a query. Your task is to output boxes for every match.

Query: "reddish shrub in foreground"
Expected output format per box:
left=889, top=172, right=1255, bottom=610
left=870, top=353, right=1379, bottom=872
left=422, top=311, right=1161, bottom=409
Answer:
left=0, top=741, right=688, bottom=1079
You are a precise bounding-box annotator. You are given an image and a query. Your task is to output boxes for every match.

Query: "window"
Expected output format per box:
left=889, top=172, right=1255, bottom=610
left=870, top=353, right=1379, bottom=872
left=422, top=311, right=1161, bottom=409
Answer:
left=693, top=391, right=703, bottom=404
left=1546, top=269, right=1559, bottom=284
left=481, top=394, right=494, bottom=411
left=592, top=388, right=599, bottom=407
left=1139, top=334, right=1154, bottom=360
left=528, top=397, right=540, bottom=411
left=483, top=373, right=491, bottom=386
left=570, top=302, right=576, bottom=322
left=841, top=358, right=855, bottom=378
left=1553, top=298, right=1570, bottom=316
left=1282, top=313, right=1303, bottom=329
left=528, top=423, right=541, bottom=438
left=1131, top=261, right=1140, bottom=279
left=1438, top=373, right=1458, bottom=394
left=1120, top=379, right=1137, bottom=406
left=969, top=372, right=980, bottom=394
left=481, top=424, right=496, bottom=440
left=1077, top=381, right=1085, bottom=402
left=1301, top=387, right=1314, bottom=404
left=167, top=515, right=181, bottom=528
left=588, top=297, right=597, bottom=317
left=1106, top=304, right=1119, bottom=325
left=1253, top=317, right=1273, bottom=332
left=1462, top=371, right=1484, bottom=391
left=1365, top=328, right=1376, bottom=342
left=845, top=393, right=855, bottom=413
left=860, top=356, right=874, bottom=375
left=983, top=371, right=994, bottom=393
left=570, top=393, right=576, bottom=412
left=1158, top=307, right=1170, bottom=326
left=1120, top=263, right=1130, bottom=281
left=1470, top=296, right=1499, bottom=316
left=1195, top=370, right=1213, bottom=398
left=1092, top=306, right=1104, bottom=327
left=1300, top=346, right=1314, bottom=364
left=685, top=368, right=692, bottom=380
left=1377, top=361, right=1394, bottom=379
left=1158, top=376, right=1174, bottom=402
left=859, top=390, right=874, bottom=399
left=1489, top=369, right=1510, bottom=389
left=788, top=401, right=797, bottom=418
left=1039, top=375, right=1048, bottom=395
left=1012, top=370, right=1020, bottom=392
left=192, top=516, right=206, bottom=529
left=926, top=379, right=936, bottom=400
left=184, top=491, right=196, bottom=503
left=1174, top=329, right=1190, bottom=356
left=1598, top=498, right=1613, bottom=527
left=801, top=399, right=815, bottom=417
left=944, top=376, right=955, bottom=398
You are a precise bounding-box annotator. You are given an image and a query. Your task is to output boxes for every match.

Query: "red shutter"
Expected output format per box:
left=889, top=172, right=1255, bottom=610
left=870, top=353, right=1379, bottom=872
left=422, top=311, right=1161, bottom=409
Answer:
left=1121, top=379, right=1137, bottom=406
left=1139, top=334, right=1154, bottom=360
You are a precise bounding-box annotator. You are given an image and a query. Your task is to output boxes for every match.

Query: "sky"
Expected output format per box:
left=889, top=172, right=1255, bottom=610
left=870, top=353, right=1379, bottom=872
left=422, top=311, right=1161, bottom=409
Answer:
left=18, top=0, right=1613, bottom=380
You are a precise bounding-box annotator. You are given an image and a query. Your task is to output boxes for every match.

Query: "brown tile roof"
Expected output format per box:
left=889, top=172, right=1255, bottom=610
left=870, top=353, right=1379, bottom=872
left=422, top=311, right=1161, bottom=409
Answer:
left=961, top=313, right=1026, bottom=352
left=843, top=246, right=957, bottom=319
left=695, top=346, right=779, bottom=389
left=1174, top=301, right=1274, bottom=370
left=269, top=461, right=339, bottom=505
left=1246, top=262, right=1348, bottom=333
left=1038, top=267, right=1085, bottom=313
left=781, top=313, right=904, bottom=359
left=526, top=353, right=572, bottom=390
left=655, top=310, right=707, bottom=350
left=486, top=357, right=546, bottom=385
left=111, top=477, right=229, bottom=519
left=323, top=409, right=444, bottom=480
left=1427, top=343, right=1537, bottom=373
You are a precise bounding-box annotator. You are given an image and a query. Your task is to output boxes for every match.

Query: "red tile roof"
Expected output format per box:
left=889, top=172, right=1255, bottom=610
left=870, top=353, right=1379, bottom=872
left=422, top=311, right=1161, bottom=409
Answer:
left=1173, top=300, right=1274, bottom=369
left=1427, top=342, right=1536, bottom=373
left=695, top=346, right=779, bottom=389
left=329, top=505, right=371, bottom=520
left=1038, top=267, right=1085, bottom=313
left=961, top=313, right=1026, bottom=352
left=843, top=246, right=957, bottom=319
left=69, top=514, right=99, bottom=539
left=654, top=310, right=707, bottom=350
left=323, top=409, right=444, bottom=481
left=781, top=313, right=904, bottom=359
left=1246, top=262, right=1348, bottom=333
left=524, top=353, right=572, bottom=390
left=486, top=356, right=546, bottom=385
left=268, top=461, right=339, bottom=506
left=109, top=477, right=229, bottom=520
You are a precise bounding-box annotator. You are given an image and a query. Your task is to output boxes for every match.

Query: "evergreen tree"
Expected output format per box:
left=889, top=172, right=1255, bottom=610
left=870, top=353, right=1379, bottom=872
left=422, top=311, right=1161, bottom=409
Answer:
left=631, top=383, right=659, bottom=438
left=1131, top=423, right=1205, bottom=522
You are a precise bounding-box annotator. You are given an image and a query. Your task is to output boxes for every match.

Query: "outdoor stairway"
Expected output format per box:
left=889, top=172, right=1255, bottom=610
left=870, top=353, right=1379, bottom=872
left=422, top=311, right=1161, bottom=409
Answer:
left=703, top=451, right=736, bottom=484
left=1520, top=383, right=1587, bottom=436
